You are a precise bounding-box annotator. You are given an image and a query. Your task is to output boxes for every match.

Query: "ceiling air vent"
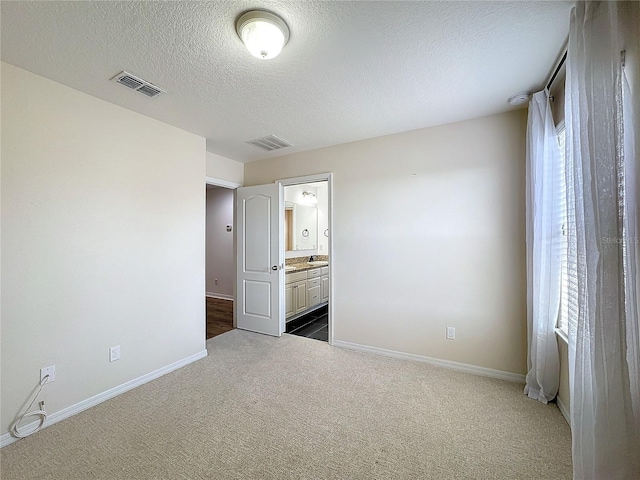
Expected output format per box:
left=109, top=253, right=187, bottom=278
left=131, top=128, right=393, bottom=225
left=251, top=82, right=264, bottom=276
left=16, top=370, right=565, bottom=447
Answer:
left=136, top=84, right=163, bottom=97
left=111, top=71, right=165, bottom=98
left=246, top=134, right=293, bottom=151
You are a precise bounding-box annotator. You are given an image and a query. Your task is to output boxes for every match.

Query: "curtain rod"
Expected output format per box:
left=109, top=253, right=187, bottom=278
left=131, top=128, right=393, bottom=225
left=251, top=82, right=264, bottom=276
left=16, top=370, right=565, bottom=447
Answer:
left=545, top=50, right=567, bottom=91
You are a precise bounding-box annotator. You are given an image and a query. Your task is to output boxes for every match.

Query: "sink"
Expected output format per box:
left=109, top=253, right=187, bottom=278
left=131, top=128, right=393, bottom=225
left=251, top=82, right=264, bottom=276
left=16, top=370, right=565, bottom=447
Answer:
left=307, top=261, right=329, bottom=266
left=284, top=266, right=297, bottom=272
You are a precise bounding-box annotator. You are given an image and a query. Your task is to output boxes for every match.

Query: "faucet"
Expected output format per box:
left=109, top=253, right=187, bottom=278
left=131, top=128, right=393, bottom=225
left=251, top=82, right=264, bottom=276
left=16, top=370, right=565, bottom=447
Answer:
left=309, top=255, right=316, bottom=262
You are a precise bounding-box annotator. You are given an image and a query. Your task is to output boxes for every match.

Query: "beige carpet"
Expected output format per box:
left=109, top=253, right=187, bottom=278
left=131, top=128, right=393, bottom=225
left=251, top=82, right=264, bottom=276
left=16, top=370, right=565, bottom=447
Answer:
left=1, top=330, right=572, bottom=479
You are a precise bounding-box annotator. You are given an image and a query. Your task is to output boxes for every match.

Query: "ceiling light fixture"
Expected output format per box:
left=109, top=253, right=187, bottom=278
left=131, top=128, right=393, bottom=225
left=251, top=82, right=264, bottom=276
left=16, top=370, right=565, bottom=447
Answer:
left=236, top=10, right=289, bottom=60
left=508, top=91, right=531, bottom=106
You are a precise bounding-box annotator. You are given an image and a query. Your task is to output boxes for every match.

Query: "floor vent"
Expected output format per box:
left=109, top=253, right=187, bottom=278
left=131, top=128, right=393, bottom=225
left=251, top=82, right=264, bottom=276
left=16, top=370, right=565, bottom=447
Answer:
left=246, top=135, right=293, bottom=151
left=111, top=71, right=165, bottom=98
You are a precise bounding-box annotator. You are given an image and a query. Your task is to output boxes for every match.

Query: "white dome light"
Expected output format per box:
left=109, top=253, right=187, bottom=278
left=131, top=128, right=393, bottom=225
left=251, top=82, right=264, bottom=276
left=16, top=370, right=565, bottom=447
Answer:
left=508, top=91, right=531, bottom=106
left=236, top=11, right=290, bottom=60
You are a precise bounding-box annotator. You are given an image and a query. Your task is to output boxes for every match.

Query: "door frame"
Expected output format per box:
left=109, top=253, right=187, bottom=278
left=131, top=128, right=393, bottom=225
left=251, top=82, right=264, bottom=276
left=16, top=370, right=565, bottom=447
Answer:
left=276, top=173, right=334, bottom=345
left=205, top=176, right=241, bottom=328
left=205, top=176, right=241, bottom=190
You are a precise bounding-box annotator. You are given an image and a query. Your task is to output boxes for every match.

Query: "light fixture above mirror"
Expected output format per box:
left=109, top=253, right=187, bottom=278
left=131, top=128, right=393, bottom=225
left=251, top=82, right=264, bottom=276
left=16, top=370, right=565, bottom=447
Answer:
left=236, top=10, right=289, bottom=60
left=302, top=191, right=317, bottom=204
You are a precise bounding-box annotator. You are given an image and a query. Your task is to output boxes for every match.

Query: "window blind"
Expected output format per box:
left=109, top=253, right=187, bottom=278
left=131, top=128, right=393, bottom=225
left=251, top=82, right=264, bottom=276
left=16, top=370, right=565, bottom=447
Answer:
left=556, top=127, right=576, bottom=333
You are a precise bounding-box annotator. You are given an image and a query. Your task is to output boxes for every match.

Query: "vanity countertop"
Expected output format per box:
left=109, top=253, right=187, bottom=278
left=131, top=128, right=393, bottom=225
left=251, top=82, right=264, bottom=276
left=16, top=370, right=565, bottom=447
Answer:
left=285, top=261, right=329, bottom=273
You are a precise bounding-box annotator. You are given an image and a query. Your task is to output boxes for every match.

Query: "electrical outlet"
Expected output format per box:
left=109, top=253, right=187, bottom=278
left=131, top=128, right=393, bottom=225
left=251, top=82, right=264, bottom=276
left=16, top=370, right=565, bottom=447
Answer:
left=214, top=278, right=218, bottom=285
left=40, top=365, right=56, bottom=383
left=446, top=327, right=456, bottom=340
left=109, top=345, right=121, bottom=362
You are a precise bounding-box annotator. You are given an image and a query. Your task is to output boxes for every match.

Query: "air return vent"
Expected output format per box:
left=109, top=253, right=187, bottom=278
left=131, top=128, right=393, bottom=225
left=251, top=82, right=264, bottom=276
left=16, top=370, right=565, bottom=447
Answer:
left=246, top=135, right=292, bottom=151
left=111, top=71, right=165, bottom=98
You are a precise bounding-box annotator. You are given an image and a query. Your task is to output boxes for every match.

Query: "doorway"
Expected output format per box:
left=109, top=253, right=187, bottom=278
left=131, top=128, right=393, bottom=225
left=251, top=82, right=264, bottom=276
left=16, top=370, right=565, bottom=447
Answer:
left=278, top=175, right=332, bottom=343
left=233, top=173, right=333, bottom=342
left=205, top=177, right=239, bottom=340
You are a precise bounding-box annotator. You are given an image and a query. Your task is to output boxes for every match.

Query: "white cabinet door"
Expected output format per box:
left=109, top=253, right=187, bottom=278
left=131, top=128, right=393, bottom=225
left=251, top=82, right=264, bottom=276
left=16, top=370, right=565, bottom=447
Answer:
left=321, top=275, right=330, bottom=302
left=294, top=281, right=308, bottom=314
left=285, top=283, right=294, bottom=318
left=235, top=184, right=284, bottom=336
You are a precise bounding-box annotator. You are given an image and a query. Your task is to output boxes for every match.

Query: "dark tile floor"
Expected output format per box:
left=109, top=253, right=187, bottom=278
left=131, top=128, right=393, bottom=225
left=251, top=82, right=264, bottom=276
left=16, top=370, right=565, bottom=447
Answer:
left=286, top=305, right=328, bottom=342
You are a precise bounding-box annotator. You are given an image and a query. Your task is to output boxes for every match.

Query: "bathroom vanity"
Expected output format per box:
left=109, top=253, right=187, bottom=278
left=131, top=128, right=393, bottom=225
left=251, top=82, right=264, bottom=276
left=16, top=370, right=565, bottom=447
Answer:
left=285, top=263, right=329, bottom=320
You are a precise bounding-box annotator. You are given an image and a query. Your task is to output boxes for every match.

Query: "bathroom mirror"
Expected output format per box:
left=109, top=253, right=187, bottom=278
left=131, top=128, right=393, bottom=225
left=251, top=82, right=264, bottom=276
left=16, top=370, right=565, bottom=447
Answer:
left=285, top=202, right=318, bottom=252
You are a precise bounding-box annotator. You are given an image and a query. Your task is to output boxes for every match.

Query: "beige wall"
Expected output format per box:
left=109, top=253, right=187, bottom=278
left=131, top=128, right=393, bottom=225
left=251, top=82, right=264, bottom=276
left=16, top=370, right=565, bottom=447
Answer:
left=1, top=63, right=206, bottom=435
left=206, top=152, right=244, bottom=186
left=245, top=110, right=528, bottom=375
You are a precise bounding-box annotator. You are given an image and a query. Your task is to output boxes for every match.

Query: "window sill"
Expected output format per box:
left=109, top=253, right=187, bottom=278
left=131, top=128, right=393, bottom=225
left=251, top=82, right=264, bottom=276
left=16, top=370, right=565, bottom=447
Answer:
left=555, top=327, right=569, bottom=344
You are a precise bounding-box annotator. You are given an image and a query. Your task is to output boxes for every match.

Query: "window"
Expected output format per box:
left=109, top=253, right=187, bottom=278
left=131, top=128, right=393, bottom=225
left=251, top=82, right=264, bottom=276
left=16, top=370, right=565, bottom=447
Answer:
left=556, top=125, right=572, bottom=338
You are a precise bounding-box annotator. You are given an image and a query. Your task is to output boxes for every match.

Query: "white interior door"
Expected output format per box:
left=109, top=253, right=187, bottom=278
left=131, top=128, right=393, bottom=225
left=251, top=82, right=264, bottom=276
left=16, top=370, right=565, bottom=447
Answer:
left=236, top=183, right=284, bottom=336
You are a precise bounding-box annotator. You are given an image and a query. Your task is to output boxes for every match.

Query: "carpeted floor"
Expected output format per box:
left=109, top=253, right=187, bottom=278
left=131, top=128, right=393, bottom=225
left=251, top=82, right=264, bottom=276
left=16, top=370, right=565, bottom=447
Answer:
left=0, top=330, right=572, bottom=479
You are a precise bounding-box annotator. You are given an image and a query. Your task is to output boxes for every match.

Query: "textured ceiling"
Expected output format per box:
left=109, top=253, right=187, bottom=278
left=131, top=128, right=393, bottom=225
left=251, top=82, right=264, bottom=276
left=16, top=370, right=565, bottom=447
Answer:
left=1, top=1, right=572, bottom=163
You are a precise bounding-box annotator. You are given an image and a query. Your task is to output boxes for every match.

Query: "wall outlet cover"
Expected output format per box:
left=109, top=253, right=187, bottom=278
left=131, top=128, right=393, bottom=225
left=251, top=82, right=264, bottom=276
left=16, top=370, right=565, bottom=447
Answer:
left=110, top=345, right=121, bottom=362
left=446, top=327, right=456, bottom=340
left=41, top=365, right=56, bottom=383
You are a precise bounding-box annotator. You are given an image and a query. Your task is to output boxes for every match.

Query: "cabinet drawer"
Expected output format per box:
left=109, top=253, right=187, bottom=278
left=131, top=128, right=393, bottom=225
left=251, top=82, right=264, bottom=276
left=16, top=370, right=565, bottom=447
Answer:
left=307, top=277, right=321, bottom=288
left=321, top=266, right=329, bottom=275
left=307, top=268, right=321, bottom=278
left=286, top=271, right=307, bottom=284
left=308, top=285, right=321, bottom=307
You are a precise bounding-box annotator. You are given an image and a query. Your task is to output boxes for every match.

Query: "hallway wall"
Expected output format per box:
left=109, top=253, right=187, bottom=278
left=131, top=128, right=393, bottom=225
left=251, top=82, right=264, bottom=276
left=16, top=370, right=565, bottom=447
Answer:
left=206, top=186, right=234, bottom=299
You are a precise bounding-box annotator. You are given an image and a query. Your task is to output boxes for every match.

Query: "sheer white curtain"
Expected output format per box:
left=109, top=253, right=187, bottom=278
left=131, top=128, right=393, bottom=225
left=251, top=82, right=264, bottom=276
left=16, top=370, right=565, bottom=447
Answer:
left=565, top=2, right=640, bottom=478
left=524, top=90, right=562, bottom=404
left=622, top=66, right=640, bottom=426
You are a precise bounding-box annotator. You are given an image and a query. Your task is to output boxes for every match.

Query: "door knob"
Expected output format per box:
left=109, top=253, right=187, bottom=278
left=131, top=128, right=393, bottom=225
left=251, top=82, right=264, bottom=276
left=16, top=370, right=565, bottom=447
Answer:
left=271, top=265, right=278, bottom=271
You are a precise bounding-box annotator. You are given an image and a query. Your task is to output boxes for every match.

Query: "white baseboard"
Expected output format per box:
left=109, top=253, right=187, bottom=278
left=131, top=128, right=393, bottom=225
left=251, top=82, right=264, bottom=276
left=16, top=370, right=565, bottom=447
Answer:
left=205, top=292, right=234, bottom=301
left=1, top=349, right=208, bottom=448
left=556, top=394, right=570, bottom=426
left=332, top=340, right=525, bottom=384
